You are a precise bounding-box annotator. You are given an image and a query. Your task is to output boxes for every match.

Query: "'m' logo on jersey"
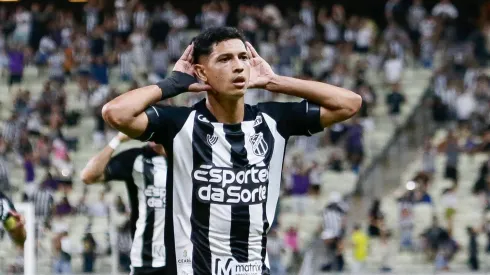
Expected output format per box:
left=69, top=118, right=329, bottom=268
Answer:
left=192, top=164, right=268, bottom=205
left=250, top=132, right=268, bottom=157
left=207, top=134, right=218, bottom=146
left=215, top=258, right=262, bottom=275
left=144, top=186, right=166, bottom=208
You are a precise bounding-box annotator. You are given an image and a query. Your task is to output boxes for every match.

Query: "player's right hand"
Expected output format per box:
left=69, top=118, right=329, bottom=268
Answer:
left=173, top=44, right=212, bottom=93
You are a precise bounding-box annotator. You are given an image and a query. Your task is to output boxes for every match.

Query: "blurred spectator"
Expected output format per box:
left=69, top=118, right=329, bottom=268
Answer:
left=33, top=184, right=54, bottom=226
left=82, top=233, right=97, bottom=273
left=379, top=230, right=393, bottom=272
left=285, top=227, right=300, bottom=271
left=440, top=130, right=461, bottom=182
left=467, top=226, right=479, bottom=271
left=368, top=199, right=384, bottom=237
left=384, top=52, right=403, bottom=85
left=399, top=205, right=414, bottom=250
left=52, top=229, right=72, bottom=274
left=422, top=139, right=437, bottom=176
left=268, top=228, right=286, bottom=275
left=345, top=117, right=364, bottom=173
left=117, top=220, right=132, bottom=272
left=40, top=171, right=58, bottom=191
left=422, top=216, right=448, bottom=261
left=386, top=83, right=406, bottom=124
left=23, top=152, right=36, bottom=199
left=321, top=192, right=347, bottom=272
left=7, top=45, right=25, bottom=92
left=351, top=224, right=369, bottom=273
left=441, top=184, right=457, bottom=229
left=55, top=195, right=73, bottom=216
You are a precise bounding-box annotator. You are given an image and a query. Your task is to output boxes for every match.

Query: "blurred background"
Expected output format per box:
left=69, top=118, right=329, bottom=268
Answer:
left=0, top=0, right=489, bottom=274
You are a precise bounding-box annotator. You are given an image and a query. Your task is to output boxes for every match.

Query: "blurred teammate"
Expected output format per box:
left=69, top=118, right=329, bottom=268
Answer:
left=81, top=133, right=168, bottom=275
left=103, top=26, right=361, bottom=274
left=0, top=191, right=26, bottom=247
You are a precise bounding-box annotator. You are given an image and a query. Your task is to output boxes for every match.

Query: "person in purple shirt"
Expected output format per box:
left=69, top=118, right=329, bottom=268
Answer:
left=345, top=117, right=364, bottom=173
left=7, top=45, right=25, bottom=91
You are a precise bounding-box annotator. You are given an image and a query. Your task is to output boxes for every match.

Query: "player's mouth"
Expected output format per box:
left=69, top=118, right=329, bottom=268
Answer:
left=232, top=76, right=247, bottom=89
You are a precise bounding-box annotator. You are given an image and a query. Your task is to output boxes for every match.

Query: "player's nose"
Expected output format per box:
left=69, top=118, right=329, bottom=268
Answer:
left=232, top=57, right=244, bottom=73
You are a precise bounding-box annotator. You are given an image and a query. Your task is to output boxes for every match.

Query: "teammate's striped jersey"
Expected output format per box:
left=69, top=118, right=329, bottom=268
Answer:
left=104, top=146, right=168, bottom=269
left=0, top=191, right=15, bottom=224
left=138, top=99, right=323, bottom=275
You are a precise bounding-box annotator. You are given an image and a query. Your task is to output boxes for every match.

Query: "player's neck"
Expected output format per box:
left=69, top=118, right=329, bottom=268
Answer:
left=206, top=95, right=244, bottom=124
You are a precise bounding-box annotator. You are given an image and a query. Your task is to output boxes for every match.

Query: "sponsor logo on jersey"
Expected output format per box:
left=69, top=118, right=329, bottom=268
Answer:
left=207, top=134, right=218, bottom=146
left=192, top=164, right=268, bottom=205
left=249, top=132, right=268, bottom=157
left=144, top=186, right=166, bottom=208
left=177, top=249, right=192, bottom=264
left=215, top=258, right=262, bottom=275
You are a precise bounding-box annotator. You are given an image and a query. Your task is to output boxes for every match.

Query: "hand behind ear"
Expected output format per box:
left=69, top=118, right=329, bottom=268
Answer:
left=174, top=44, right=212, bottom=93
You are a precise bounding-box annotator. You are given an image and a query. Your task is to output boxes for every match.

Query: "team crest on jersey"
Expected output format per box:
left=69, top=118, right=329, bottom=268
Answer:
left=250, top=132, right=268, bottom=156
left=207, top=134, right=218, bottom=146
left=253, top=115, right=263, bottom=127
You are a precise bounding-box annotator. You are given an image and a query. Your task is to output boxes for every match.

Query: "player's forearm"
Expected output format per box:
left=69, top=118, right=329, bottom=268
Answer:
left=102, top=85, right=161, bottom=129
left=81, top=145, right=115, bottom=184
left=266, top=75, right=362, bottom=114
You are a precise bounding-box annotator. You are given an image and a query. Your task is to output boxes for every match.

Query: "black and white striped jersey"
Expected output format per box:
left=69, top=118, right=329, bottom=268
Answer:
left=0, top=191, right=15, bottom=224
left=138, top=99, right=323, bottom=275
left=104, top=146, right=168, bottom=269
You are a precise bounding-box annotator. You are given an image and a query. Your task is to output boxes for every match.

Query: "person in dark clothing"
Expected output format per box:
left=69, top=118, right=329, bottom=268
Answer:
left=386, top=83, right=405, bottom=117
left=82, top=233, right=97, bottom=273
left=368, top=199, right=384, bottom=237
left=467, top=226, right=479, bottom=270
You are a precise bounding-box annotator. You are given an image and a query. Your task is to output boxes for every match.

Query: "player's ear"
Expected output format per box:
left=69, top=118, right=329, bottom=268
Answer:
left=194, top=64, right=208, bottom=83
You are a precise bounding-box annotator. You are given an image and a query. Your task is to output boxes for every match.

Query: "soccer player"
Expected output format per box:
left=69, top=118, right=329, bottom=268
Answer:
left=103, top=27, right=361, bottom=275
left=0, top=191, right=26, bottom=247
left=81, top=132, right=168, bottom=275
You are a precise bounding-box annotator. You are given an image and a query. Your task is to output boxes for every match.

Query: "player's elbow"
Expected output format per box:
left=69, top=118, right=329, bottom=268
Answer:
left=337, top=91, right=362, bottom=119
left=346, top=93, right=362, bottom=116
left=80, top=169, right=97, bottom=185
left=102, top=101, right=132, bottom=129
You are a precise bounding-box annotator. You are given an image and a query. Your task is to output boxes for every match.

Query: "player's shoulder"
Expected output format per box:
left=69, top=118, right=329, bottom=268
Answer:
left=254, top=100, right=306, bottom=120
left=152, top=103, right=194, bottom=118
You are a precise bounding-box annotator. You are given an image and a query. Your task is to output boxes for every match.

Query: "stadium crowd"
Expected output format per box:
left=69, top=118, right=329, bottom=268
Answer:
left=0, top=0, right=487, bottom=274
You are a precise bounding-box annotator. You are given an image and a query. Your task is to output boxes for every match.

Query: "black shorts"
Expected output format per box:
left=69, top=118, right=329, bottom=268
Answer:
left=9, top=74, right=23, bottom=86
left=131, top=266, right=167, bottom=275
left=445, top=165, right=458, bottom=181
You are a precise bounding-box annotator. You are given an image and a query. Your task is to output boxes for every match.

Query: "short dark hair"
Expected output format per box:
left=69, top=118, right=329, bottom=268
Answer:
left=192, top=27, right=246, bottom=63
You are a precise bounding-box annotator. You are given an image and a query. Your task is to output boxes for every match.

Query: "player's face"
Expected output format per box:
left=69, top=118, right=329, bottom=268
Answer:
left=194, top=39, right=250, bottom=98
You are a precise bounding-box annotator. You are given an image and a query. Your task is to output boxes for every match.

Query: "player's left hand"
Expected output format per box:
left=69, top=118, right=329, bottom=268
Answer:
left=246, top=42, right=276, bottom=90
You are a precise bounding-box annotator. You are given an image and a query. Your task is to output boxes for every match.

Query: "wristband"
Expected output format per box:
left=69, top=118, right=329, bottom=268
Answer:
left=156, top=71, right=197, bottom=100
left=108, top=138, right=121, bottom=150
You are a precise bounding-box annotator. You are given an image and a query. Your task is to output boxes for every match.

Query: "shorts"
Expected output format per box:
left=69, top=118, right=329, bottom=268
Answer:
left=131, top=266, right=167, bottom=275
left=9, top=74, right=23, bottom=86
